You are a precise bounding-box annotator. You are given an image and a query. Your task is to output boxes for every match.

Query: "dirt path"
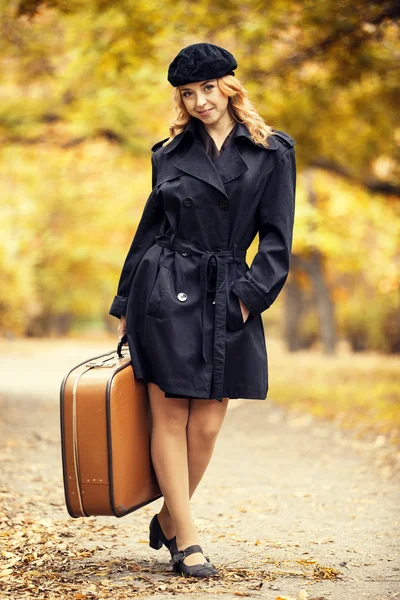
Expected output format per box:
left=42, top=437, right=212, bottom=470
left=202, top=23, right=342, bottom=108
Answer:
left=0, top=338, right=399, bottom=600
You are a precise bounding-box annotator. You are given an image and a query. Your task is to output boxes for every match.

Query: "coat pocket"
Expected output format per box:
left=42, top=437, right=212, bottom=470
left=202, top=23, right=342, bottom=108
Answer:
left=226, top=282, right=245, bottom=332
left=146, top=266, right=172, bottom=319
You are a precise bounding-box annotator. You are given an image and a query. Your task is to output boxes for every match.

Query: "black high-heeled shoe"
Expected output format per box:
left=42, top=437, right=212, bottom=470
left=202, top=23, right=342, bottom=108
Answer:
left=170, top=544, right=218, bottom=578
left=149, top=514, right=210, bottom=566
left=149, top=514, right=177, bottom=558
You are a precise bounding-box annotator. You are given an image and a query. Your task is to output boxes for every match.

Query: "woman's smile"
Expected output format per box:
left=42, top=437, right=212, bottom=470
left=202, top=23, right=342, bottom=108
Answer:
left=197, top=108, right=214, bottom=117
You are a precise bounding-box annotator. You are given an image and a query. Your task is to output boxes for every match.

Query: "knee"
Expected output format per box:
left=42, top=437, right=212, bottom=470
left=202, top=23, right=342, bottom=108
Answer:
left=188, top=420, right=222, bottom=447
left=152, top=405, right=189, bottom=436
left=148, top=384, right=189, bottom=435
left=162, top=412, right=189, bottom=435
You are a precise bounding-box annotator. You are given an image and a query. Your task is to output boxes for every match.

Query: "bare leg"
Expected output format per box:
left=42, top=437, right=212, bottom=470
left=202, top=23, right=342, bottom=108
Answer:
left=153, top=387, right=229, bottom=563
left=148, top=383, right=212, bottom=566
left=186, top=397, right=229, bottom=497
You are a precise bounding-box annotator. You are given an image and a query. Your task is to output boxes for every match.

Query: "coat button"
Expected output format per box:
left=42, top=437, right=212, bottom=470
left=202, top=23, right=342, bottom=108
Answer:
left=181, top=252, right=189, bottom=257
left=183, top=197, right=193, bottom=207
left=219, top=199, right=229, bottom=210
left=177, top=292, right=187, bottom=302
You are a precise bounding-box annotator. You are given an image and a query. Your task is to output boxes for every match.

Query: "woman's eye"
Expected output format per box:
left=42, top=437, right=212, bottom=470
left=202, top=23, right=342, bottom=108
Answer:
left=182, top=92, right=192, bottom=98
left=204, top=85, right=214, bottom=91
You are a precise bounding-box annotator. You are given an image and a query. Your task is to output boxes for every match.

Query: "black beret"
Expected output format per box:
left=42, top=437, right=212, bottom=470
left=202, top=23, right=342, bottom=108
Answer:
left=168, top=43, right=237, bottom=87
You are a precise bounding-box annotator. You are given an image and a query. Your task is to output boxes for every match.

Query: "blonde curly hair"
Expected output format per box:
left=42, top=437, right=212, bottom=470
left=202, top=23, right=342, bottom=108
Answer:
left=163, top=74, right=275, bottom=148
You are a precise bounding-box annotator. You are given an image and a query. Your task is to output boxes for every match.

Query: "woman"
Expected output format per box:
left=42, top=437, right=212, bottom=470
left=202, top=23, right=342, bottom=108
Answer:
left=109, top=43, right=296, bottom=578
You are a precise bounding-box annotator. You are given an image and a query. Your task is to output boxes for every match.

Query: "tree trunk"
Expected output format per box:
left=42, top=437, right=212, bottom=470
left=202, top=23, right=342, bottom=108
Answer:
left=303, top=169, right=337, bottom=355
left=305, top=252, right=337, bottom=354
left=284, top=257, right=304, bottom=351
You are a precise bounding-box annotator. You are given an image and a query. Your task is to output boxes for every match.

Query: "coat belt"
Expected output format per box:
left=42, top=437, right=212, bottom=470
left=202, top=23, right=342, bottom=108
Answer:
left=154, top=233, right=246, bottom=402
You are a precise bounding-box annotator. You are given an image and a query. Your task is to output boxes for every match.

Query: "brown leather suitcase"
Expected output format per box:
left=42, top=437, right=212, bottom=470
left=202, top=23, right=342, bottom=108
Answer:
left=60, top=337, right=161, bottom=518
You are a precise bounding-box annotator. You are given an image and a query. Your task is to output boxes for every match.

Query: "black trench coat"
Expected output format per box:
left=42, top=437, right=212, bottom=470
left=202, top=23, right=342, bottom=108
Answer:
left=109, top=119, right=296, bottom=402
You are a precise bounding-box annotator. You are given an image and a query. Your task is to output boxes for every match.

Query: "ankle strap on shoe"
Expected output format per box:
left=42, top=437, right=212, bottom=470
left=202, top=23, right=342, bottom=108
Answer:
left=170, top=544, right=203, bottom=565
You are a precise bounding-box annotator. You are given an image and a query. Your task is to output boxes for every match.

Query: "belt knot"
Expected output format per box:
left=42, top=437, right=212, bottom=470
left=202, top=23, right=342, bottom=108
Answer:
left=154, top=234, right=246, bottom=402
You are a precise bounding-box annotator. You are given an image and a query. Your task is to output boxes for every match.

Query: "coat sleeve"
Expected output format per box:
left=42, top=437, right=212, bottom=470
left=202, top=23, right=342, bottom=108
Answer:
left=231, top=146, right=296, bottom=317
left=109, top=152, right=164, bottom=319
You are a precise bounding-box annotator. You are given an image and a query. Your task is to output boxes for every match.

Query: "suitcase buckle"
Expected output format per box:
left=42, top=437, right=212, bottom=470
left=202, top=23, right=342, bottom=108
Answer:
left=85, top=359, right=117, bottom=368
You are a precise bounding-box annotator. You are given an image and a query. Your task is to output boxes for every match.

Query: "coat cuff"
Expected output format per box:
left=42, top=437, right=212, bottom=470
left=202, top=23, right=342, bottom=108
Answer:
left=231, top=276, right=272, bottom=317
left=109, top=295, right=128, bottom=319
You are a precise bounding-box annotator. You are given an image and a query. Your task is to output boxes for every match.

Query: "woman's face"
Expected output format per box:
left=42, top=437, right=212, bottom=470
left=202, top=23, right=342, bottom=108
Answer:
left=179, top=79, right=230, bottom=126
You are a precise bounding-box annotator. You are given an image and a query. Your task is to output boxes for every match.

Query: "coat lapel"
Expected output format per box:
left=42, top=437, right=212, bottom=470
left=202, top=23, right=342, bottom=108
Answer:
left=214, top=143, right=248, bottom=184
left=174, top=140, right=229, bottom=199
left=161, top=119, right=279, bottom=197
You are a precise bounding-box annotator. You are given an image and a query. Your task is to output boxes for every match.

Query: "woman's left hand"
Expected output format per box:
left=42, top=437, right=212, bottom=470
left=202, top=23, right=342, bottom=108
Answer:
left=239, top=299, right=250, bottom=323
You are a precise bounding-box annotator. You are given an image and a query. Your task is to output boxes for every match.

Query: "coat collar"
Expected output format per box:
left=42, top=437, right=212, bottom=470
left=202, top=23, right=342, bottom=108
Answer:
left=163, top=118, right=280, bottom=155
left=158, top=118, right=278, bottom=198
left=174, top=139, right=245, bottom=198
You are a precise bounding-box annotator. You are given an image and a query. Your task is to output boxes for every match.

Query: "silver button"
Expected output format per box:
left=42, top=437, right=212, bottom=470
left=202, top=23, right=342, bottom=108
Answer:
left=212, top=298, right=216, bottom=304
left=177, top=292, right=187, bottom=302
left=181, top=252, right=189, bottom=257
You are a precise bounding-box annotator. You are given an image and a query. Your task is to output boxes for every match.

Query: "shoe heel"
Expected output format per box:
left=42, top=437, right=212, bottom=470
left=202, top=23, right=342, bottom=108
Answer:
left=149, top=532, right=163, bottom=550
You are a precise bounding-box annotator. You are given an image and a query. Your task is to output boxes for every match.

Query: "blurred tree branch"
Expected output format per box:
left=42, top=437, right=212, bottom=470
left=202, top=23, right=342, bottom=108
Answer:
left=309, top=158, right=400, bottom=198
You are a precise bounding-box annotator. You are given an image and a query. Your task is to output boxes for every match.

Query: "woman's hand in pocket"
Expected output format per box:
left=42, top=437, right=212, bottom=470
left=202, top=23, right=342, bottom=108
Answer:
left=239, top=299, right=250, bottom=323
left=117, top=315, right=127, bottom=340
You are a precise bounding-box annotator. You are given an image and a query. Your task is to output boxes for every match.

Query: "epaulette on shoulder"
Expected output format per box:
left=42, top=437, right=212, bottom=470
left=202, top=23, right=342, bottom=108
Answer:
left=151, top=137, right=169, bottom=152
left=272, top=130, right=296, bottom=148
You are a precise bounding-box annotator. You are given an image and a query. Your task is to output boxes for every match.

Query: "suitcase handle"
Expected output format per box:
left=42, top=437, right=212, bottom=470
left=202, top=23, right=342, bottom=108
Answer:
left=117, top=334, right=128, bottom=358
